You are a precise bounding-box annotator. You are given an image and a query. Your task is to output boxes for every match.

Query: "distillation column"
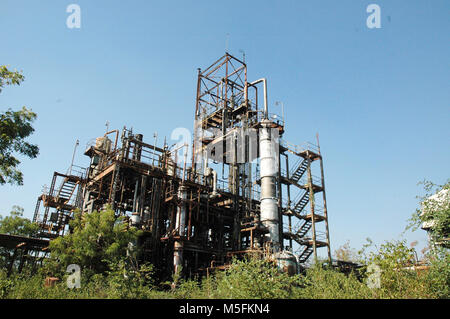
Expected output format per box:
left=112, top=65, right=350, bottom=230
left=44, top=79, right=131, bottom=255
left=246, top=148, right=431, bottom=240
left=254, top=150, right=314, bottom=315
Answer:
left=174, top=185, right=187, bottom=274
left=259, top=119, right=280, bottom=250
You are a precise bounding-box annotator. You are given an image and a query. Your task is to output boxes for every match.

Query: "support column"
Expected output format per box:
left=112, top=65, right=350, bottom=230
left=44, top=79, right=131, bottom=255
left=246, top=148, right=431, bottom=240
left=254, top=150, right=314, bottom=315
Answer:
left=306, top=155, right=317, bottom=262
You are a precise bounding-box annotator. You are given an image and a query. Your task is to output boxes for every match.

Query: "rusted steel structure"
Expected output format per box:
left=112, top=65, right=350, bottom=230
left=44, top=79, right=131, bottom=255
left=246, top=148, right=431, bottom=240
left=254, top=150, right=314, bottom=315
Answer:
left=0, top=234, right=49, bottom=276
left=32, top=53, right=331, bottom=278
left=33, top=171, right=84, bottom=238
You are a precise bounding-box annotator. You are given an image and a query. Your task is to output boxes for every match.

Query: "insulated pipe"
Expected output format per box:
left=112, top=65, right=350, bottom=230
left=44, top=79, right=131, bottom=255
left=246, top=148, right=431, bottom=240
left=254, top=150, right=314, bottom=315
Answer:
left=206, top=167, right=218, bottom=196
left=259, top=119, right=280, bottom=249
left=132, top=179, right=139, bottom=214
left=250, top=78, right=268, bottom=119
left=211, top=169, right=217, bottom=195
left=174, top=185, right=187, bottom=274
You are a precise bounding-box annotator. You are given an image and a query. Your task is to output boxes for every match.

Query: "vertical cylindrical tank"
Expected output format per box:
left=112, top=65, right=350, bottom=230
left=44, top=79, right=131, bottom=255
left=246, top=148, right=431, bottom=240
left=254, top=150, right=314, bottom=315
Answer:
left=174, top=185, right=187, bottom=274
left=259, top=119, right=280, bottom=250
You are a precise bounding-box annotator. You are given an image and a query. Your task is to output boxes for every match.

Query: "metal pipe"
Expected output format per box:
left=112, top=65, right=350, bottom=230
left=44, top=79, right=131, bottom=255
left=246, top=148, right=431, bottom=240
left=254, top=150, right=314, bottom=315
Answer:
left=68, top=139, right=79, bottom=175
left=250, top=78, right=268, bottom=119
left=104, top=129, right=119, bottom=151
left=174, top=185, right=187, bottom=274
left=206, top=167, right=218, bottom=197
left=132, top=179, right=139, bottom=213
left=182, top=143, right=188, bottom=182
left=211, top=169, right=217, bottom=195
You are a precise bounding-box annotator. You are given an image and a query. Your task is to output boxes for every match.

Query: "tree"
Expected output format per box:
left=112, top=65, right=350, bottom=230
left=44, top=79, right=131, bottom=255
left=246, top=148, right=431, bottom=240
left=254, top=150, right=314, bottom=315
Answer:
left=407, top=180, right=450, bottom=298
left=0, top=66, right=24, bottom=91
left=409, top=180, right=450, bottom=248
left=0, top=65, right=39, bottom=185
left=0, top=206, right=39, bottom=268
left=334, top=240, right=358, bottom=262
left=46, top=208, right=142, bottom=279
left=0, top=205, right=39, bottom=237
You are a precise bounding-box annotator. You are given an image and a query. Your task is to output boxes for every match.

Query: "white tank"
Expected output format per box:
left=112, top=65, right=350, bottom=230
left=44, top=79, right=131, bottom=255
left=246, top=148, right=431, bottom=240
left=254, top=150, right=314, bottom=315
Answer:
left=259, top=120, right=280, bottom=249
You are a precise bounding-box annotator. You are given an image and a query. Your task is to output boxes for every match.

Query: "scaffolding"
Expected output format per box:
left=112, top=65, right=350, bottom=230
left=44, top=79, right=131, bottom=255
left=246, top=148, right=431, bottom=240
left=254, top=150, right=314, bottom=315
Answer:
left=31, top=53, right=332, bottom=279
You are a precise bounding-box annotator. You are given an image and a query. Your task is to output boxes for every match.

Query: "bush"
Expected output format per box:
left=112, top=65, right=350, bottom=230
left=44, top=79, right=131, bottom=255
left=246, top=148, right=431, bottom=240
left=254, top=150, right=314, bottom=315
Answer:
left=44, top=207, right=142, bottom=279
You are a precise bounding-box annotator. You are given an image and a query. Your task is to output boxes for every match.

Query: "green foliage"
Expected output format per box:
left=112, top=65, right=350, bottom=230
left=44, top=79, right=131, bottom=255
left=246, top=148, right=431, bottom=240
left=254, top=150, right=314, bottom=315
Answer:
left=0, top=66, right=24, bottom=92
left=0, top=245, right=448, bottom=299
left=0, top=206, right=39, bottom=237
left=423, top=247, right=450, bottom=298
left=294, top=263, right=372, bottom=299
left=45, top=208, right=142, bottom=278
left=211, top=257, right=302, bottom=299
left=0, top=65, right=39, bottom=185
left=408, top=180, right=450, bottom=247
left=105, top=261, right=160, bottom=299
left=0, top=206, right=40, bottom=269
left=1, top=180, right=448, bottom=299
left=167, top=257, right=303, bottom=299
left=360, top=240, right=433, bottom=298
left=0, top=269, right=14, bottom=298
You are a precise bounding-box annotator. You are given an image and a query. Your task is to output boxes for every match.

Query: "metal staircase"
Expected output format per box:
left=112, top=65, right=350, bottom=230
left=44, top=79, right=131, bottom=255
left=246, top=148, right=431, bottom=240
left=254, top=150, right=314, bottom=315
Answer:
left=292, top=190, right=309, bottom=215
left=56, top=178, right=78, bottom=205
left=297, top=219, right=312, bottom=237
left=280, top=140, right=332, bottom=265
left=34, top=171, right=85, bottom=238
left=289, top=158, right=310, bottom=183
left=298, top=245, right=314, bottom=263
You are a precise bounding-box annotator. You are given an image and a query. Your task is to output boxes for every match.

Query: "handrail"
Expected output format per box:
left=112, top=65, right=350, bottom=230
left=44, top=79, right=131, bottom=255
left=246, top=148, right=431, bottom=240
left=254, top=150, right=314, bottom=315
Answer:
left=280, top=139, right=319, bottom=155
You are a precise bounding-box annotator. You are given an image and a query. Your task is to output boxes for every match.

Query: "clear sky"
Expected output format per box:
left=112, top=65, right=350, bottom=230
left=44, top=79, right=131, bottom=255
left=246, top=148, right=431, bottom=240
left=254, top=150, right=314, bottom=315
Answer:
left=0, top=1, right=448, bottom=258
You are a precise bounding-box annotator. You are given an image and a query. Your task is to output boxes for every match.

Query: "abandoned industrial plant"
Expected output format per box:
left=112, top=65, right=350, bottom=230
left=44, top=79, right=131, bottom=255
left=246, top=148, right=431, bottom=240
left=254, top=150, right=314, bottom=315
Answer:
left=4, top=53, right=333, bottom=279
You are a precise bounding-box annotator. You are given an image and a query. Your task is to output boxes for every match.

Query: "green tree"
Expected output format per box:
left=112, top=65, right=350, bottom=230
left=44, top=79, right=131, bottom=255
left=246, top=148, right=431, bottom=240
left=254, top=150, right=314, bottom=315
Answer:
left=407, top=180, right=450, bottom=298
left=409, top=180, right=450, bottom=247
left=0, top=205, right=39, bottom=236
left=359, top=239, right=439, bottom=298
left=0, top=66, right=39, bottom=185
left=0, top=206, right=39, bottom=269
left=46, top=207, right=142, bottom=279
left=0, top=66, right=24, bottom=91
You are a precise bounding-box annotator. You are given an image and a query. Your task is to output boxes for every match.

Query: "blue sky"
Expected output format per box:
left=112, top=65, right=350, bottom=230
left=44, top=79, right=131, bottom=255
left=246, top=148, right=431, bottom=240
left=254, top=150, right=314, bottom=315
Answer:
left=0, top=0, right=448, bottom=257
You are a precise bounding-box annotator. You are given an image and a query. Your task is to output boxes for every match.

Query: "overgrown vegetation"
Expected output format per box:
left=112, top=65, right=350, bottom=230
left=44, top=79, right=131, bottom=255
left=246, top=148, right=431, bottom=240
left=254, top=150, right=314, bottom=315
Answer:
left=408, top=180, right=450, bottom=248
left=0, top=181, right=448, bottom=299
left=1, top=246, right=447, bottom=299
left=45, top=208, right=142, bottom=279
